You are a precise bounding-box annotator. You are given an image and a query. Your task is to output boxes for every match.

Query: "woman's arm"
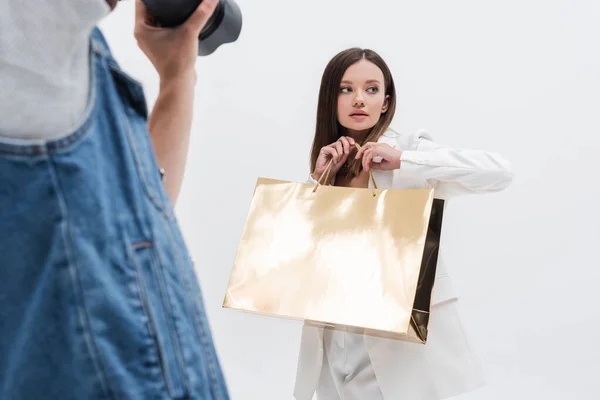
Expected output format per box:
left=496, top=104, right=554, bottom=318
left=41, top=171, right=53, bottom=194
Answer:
left=356, top=130, right=514, bottom=198
left=399, top=130, right=514, bottom=198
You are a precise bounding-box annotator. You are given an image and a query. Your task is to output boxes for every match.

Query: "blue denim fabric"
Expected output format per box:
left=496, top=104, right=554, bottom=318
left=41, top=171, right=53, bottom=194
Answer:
left=0, top=28, right=229, bottom=400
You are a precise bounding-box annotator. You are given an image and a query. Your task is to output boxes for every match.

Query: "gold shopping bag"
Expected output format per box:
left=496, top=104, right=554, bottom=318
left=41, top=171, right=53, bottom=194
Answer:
left=223, top=149, right=445, bottom=343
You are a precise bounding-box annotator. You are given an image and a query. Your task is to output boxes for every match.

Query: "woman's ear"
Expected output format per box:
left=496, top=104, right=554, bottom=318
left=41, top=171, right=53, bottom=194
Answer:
left=381, top=95, right=390, bottom=114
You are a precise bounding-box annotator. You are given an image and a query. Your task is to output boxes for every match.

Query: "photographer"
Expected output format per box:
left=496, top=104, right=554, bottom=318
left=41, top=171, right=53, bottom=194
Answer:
left=0, top=1, right=230, bottom=399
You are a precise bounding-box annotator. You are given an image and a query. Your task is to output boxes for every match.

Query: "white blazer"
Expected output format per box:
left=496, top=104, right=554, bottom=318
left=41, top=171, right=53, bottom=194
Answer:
left=294, top=128, right=514, bottom=400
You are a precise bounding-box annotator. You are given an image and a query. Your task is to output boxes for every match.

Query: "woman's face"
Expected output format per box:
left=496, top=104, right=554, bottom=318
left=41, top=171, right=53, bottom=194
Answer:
left=337, top=59, right=390, bottom=135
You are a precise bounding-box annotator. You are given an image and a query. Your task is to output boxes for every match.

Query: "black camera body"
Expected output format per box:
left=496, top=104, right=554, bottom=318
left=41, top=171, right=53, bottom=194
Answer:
left=141, top=0, right=242, bottom=56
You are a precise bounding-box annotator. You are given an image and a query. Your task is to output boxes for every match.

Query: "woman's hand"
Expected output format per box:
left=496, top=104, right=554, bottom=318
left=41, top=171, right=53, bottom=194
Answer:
left=355, top=142, right=403, bottom=172
left=134, top=0, right=219, bottom=82
left=311, top=136, right=356, bottom=183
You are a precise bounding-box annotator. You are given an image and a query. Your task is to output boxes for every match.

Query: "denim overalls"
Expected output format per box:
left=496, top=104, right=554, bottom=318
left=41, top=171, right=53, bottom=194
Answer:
left=0, top=28, right=229, bottom=400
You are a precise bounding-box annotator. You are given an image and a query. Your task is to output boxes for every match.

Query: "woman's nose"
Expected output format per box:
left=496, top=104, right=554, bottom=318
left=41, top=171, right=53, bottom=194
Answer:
left=353, top=91, right=365, bottom=106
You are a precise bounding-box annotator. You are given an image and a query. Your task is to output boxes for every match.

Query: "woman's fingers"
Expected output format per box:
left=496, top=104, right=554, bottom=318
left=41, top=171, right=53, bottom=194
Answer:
left=324, top=146, right=339, bottom=164
left=362, top=148, right=377, bottom=171
left=355, top=142, right=376, bottom=159
left=339, top=137, right=351, bottom=155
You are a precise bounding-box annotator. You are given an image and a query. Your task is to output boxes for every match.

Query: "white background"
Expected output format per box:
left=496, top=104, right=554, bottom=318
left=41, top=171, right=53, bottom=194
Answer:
left=100, top=1, right=600, bottom=398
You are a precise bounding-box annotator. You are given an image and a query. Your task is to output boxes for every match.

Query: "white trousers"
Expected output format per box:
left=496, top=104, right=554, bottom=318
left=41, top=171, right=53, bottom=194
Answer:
left=315, top=327, right=384, bottom=400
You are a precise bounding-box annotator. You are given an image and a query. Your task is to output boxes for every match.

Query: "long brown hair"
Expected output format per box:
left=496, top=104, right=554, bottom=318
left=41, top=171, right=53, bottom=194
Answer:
left=309, top=48, right=397, bottom=177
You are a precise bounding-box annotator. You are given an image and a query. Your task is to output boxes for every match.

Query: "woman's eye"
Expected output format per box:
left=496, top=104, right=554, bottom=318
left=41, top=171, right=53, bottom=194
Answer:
left=340, top=87, right=352, bottom=93
left=367, top=86, right=379, bottom=93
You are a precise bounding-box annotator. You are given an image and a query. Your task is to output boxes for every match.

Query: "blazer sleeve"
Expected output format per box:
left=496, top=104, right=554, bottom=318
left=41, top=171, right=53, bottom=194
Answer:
left=399, top=130, right=514, bottom=198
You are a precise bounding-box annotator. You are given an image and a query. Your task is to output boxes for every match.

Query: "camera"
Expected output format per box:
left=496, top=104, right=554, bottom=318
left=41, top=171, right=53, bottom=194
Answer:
left=141, top=0, right=242, bottom=56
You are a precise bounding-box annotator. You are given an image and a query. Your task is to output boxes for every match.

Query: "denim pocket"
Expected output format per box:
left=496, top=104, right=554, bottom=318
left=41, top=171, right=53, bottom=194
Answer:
left=131, top=240, right=185, bottom=399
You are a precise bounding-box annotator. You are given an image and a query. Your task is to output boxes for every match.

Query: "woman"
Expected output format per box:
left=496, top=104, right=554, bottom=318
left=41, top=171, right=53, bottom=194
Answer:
left=293, top=48, right=514, bottom=400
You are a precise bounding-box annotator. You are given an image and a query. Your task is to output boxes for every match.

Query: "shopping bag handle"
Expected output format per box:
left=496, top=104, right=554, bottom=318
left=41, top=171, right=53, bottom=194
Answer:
left=313, top=143, right=378, bottom=195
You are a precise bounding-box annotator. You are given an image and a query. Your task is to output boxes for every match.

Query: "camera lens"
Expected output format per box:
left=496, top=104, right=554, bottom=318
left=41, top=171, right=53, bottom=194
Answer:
left=141, top=0, right=242, bottom=56
left=199, top=1, right=224, bottom=40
